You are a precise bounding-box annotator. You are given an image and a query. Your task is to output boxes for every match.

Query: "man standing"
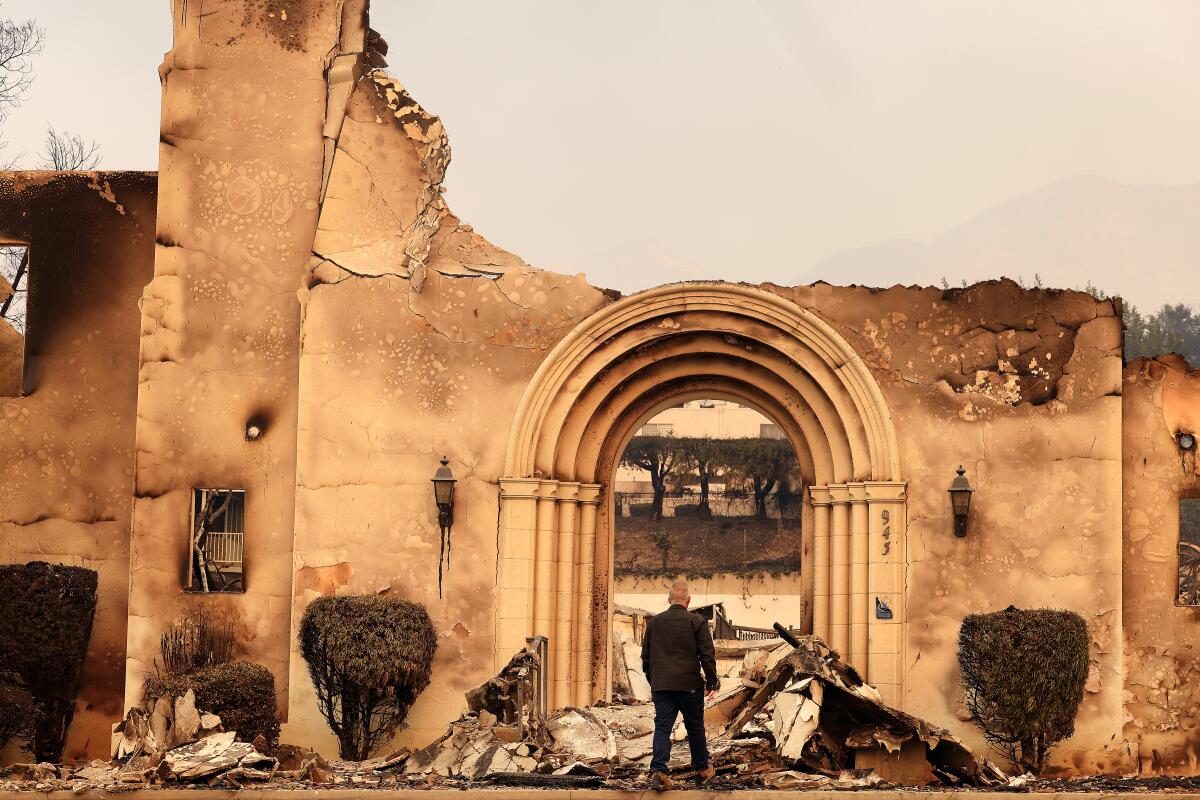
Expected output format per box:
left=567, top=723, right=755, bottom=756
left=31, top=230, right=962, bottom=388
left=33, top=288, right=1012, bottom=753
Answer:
left=640, top=581, right=719, bottom=790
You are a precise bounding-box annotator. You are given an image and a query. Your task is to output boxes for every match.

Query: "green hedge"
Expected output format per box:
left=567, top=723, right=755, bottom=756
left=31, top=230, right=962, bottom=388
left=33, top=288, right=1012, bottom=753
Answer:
left=145, top=661, right=280, bottom=746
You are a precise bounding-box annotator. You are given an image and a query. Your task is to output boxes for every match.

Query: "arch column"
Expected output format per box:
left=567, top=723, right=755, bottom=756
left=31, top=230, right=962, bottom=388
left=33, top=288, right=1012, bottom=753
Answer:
left=810, top=486, right=832, bottom=643
left=866, top=481, right=907, bottom=707
left=497, top=284, right=907, bottom=709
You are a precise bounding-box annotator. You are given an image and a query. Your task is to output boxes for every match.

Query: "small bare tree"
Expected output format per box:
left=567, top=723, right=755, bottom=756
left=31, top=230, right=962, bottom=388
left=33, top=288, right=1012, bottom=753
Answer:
left=0, top=245, right=27, bottom=334
left=39, top=125, right=99, bottom=170
left=0, top=8, right=43, bottom=167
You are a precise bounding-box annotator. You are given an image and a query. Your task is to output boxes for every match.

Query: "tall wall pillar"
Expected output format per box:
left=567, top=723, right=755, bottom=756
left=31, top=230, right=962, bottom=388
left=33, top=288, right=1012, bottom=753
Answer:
left=866, top=481, right=907, bottom=707
left=532, top=481, right=559, bottom=644
left=496, top=479, right=541, bottom=664
left=828, top=485, right=852, bottom=655
left=810, top=486, right=832, bottom=642
left=574, top=484, right=601, bottom=706
left=848, top=482, right=870, bottom=674
left=552, top=482, right=580, bottom=706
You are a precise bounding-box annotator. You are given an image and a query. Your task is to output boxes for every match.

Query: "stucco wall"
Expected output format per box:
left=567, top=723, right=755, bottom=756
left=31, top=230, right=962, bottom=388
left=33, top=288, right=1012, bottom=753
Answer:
left=0, top=171, right=156, bottom=760
left=762, top=282, right=1126, bottom=773
left=1122, top=355, right=1200, bottom=774
left=123, top=0, right=364, bottom=721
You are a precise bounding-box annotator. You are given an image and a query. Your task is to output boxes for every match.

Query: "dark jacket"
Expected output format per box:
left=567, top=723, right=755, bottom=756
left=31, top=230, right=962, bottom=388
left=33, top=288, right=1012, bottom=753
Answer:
left=640, top=604, right=719, bottom=692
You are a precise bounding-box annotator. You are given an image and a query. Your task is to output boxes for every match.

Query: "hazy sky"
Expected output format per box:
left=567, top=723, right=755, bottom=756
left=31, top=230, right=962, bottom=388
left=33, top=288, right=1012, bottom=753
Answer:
left=2, top=1, right=1198, bottom=307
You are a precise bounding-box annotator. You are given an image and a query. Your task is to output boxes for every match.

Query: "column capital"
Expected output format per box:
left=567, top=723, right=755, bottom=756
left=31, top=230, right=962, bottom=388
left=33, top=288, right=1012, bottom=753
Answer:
left=864, top=480, right=907, bottom=502
left=499, top=477, right=541, bottom=499
left=577, top=483, right=602, bottom=504
left=810, top=485, right=833, bottom=506
left=556, top=481, right=581, bottom=503
left=828, top=484, right=852, bottom=504
left=847, top=481, right=869, bottom=503
left=536, top=478, right=560, bottom=500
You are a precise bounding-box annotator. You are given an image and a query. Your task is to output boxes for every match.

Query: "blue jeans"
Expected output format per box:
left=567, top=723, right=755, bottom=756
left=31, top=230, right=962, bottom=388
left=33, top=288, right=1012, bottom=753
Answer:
left=650, top=688, right=708, bottom=774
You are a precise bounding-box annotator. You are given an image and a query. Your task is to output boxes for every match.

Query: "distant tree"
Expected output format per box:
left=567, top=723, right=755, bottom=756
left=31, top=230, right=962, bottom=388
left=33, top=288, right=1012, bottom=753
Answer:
left=622, top=435, right=684, bottom=520
left=0, top=11, right=101, bottom=170
left=677, top=437, right=723, bottom=518
left=39, top=124, right=99, bottom=170
left=725, top=438, right=798, bottom=518
left=1082, top=283, right=1200, bottom=365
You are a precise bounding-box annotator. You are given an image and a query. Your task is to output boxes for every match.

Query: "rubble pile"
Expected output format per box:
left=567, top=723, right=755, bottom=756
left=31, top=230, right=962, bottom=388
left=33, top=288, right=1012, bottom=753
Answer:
left=391, top=634, right=1010, bottom=789
left=1, top=634, right=1014, bottom=793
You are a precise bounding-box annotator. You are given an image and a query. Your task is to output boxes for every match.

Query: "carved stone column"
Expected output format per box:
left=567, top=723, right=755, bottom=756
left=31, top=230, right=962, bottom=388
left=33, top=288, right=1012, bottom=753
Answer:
left=810, top=485, right=832, bottom=642
left=828, top=484, right=851, bottom=655
left=574, top=484, right=601, bottom=706
left=848, top=482, right=870, bottom=675
left=552, top=482, right=580, bottom=706
left=866, top=481, right=907, bottom=707
left=496, top=478, right=541, bottom=666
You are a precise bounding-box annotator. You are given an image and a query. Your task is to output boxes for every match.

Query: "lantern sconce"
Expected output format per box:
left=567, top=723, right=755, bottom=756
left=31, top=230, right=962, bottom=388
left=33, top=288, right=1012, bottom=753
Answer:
left=431, top=456, right=457, bottom=597
left=948, top=465, right=973, bottom=538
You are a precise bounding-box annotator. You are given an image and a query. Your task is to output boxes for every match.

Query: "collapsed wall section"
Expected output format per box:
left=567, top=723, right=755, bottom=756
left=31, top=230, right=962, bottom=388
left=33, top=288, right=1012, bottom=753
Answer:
left=285, top=59, right=610, bottom=751
left=0, top=171, right=156, bottom=760
left=1122, top=355, right=1200, bottom=775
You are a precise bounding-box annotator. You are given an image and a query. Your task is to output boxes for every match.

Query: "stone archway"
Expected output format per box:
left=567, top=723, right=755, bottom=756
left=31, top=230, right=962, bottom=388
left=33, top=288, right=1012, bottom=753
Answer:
left=497, top=283, right=908, bottom=708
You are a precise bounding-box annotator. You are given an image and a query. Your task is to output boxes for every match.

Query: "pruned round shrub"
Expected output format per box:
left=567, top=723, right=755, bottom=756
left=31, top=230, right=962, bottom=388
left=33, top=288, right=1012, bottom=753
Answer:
left=299, top=595, right=438, bottom=760
left=957, top=606, right=1089, bottom=773
left=144, top=661, right=280, bottom=746
left=0, top=561, right=98, bottom=762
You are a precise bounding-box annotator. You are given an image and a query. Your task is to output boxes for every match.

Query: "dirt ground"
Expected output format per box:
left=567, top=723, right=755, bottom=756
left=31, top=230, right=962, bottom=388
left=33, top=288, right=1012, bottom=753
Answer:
left=614, top=516, right=801, bottom=578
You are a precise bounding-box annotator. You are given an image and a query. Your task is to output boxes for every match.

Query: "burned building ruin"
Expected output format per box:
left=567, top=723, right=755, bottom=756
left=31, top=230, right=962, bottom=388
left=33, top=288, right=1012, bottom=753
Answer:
left=1, top=0, right=1198, bottom=777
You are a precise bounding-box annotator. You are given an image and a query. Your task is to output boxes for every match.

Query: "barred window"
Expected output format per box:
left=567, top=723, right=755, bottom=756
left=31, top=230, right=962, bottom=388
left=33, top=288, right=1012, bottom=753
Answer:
left=188, top=489, right=246, bottom=593
left=1179, top=498, right=1200, bottom=606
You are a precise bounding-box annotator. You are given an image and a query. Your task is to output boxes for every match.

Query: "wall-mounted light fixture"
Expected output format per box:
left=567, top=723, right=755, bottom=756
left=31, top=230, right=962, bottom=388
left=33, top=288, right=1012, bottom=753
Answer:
left=1178, top=432, right=1196, bottom=452
left=948, top=465, right=973, bottom=538
left=431, top=456, right=457, bottom=597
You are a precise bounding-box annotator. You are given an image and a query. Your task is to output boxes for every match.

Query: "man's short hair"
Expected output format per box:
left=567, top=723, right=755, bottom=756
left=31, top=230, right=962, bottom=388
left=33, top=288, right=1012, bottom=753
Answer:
left=668, top=581, right=689, bottom=605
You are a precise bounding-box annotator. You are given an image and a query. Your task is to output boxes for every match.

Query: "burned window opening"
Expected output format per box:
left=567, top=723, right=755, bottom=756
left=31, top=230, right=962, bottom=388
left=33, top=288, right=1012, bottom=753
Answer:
left=0, top=244, right=29, bottom=396
left=1178, top=498, right=1200, bottom=606
left=188, top=488, right=246, bottom=593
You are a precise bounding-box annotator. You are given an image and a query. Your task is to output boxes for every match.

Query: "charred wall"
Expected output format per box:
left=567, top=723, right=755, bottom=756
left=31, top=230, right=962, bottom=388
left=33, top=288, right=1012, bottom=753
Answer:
left=1122, top=355, right=1200, bottom=774
left=0, top=171, right=156, bottom=760
left=766, top=280, right=1126, bottom=773
left=123, top=0, right=365, bottom=722
left=284, top=61, right=608, bottom=750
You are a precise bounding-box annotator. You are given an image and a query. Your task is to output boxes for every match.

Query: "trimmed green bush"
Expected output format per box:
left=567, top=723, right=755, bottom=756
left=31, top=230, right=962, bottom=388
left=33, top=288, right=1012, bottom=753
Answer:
left=300, top=595, right=438, bottom=760
left=144, top=661, right=280, bottom=746
left=0, top=561, right=98, bottom=762
left=957, top=606, right=1089, bottom=773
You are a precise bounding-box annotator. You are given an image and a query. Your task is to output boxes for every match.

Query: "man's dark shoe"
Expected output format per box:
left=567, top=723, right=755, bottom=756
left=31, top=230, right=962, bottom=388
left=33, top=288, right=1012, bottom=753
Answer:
left=649, top=771, right=673, bottom=792
left=694, top=764, right=715, bottom=783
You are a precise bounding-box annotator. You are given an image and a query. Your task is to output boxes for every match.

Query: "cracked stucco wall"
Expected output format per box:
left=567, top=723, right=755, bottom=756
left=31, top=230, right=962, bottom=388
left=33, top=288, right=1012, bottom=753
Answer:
left=123, top=0, right=367, bottom=724
left=283, top=54, right=609, bottom=750
left=1122, top=355, right=1200, bottom=774
left=0, top=171, right=156, bottom=761
left=765, top=280, right=1126, bottom=774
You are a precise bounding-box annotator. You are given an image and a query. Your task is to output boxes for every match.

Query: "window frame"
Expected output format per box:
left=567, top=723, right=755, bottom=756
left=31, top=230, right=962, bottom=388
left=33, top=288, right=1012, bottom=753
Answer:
left=187, top=487, right=247, bottom=594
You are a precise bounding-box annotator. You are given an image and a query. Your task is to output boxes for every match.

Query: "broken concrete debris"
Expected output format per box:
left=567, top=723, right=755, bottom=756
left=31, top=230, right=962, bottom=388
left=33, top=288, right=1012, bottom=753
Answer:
left=401, top=634, right=1011, bottom=788
left=2, top=634, right=1014, bottom=792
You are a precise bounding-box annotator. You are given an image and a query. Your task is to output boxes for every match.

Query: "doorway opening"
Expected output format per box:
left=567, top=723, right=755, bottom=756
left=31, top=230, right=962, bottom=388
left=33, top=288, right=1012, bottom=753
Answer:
left=610, top=398, right=805, bottom=700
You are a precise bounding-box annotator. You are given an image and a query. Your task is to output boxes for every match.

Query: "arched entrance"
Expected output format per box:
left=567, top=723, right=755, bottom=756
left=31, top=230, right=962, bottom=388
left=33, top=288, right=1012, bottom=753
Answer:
left=496, top=283, right=907, bottom=708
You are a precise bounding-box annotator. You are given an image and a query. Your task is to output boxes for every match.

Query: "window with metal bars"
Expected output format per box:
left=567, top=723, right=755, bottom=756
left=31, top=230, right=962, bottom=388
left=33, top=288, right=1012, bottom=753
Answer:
left=188, top=488, right=246, bottom=593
